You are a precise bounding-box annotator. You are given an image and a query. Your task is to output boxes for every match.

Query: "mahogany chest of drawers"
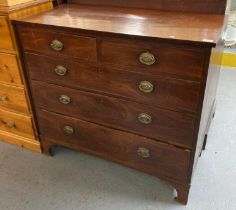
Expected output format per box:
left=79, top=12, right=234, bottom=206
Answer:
left=12, top=2, right=227, bottom=204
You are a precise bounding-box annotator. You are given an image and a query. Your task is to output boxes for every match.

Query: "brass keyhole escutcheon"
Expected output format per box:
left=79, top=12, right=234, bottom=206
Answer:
left=50, top=39, right=64, bottom=51
left=54, top=65, right=67, bottom=76
left=139, top=81, right=154, bottom=93
left=138, top=113, right=152, bottom=124
left=59, top=95, right=71, bottom=105
left=137, top=147, right=150, bottom=158
left=139, top=52, right=155, bottom=65
left=64, top=126, right=74, bottom=135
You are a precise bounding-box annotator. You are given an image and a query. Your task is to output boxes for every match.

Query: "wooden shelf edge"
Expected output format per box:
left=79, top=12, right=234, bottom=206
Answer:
left=0, top=130, right=41, bottom=152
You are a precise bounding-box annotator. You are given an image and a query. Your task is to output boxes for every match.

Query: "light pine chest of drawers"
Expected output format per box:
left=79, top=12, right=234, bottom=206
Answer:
left=12, top=1, right=227, bottom=204
left=0, top=0, right=53, bottom=152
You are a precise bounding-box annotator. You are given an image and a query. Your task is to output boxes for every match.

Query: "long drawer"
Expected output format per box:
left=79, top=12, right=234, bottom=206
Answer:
left=31, top=81, right=196, bottom=148
left=26, top=53, right=201, bottom=113
left=18, top=26, right=97, bottom=63
left=0, top=16, right=14, bottom=50
left=37, top=109, right=191, bottom=182
left=0, top=83, right=29, bottom=114
left=0, top=108, right=35, bottom=139
left=0, top=52, right=22, bottom=85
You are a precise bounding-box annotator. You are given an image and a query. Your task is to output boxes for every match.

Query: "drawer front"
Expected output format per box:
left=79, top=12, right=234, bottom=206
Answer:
left=0, top=108, right=35, bottom=139
left=18, top=26, right=97, bottom=63
left=0, top=52, right=22, bottom=85
left=32, top=82, right=195, bottom=148
left=26, top=53, right=200, bottom=113
left=37, top=109, right=191, bottom=182
left=101, top=39, right=205, bottom=81
left=0, top=83, right=29, bottom=114
left=0, top=16, right=14, bottom=50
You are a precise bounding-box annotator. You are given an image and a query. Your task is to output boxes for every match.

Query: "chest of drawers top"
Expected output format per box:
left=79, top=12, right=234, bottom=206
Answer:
left=12, top=4, right=226, bottom=46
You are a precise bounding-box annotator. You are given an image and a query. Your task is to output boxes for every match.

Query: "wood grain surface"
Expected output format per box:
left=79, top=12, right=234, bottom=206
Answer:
left=31, top=81, right=196, bottom=148
left=68, top=0, right=227, bottom=14
left=0, top=83, right=29, bottom=114
left=0, top=52, right=22, bottom=85
left=38, top=109, right=191, bottom=183
left=100, top=39, right=206, bottom=81
left=0, top=108, right=35, bottom=138
left=25, top=53, right=201, bottom=113
left=12, top=4, right=226, bottom=45
left=0, top=16, right=14, bottom=50
left=18, top=26, right=97, bottom=62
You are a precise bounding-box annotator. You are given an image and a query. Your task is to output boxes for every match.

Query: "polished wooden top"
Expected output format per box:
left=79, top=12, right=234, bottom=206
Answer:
left=13, top=4, right=226, bottom=46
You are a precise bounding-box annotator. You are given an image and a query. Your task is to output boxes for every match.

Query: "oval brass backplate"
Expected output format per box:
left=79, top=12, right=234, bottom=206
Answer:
left=64, top=126, right=74, bottom=135
left=59, top=95, right=71, bottom=105
left=139, top=81, right=154, bottom=93
left=139, top=51, right=156, bottom=65
left=138, top=113, right=152, bottom=124
left=137, top=147, right=150, bottom=158
left=50, top=39, right=64, bottom=51
left=54, top=65, right=67, bottom=76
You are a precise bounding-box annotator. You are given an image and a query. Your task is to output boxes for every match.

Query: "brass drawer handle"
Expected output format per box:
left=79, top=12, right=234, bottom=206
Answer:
left=50, top=39, right=64, bottom=51
left=138, top=113, right=152, bottom=124
left=139, top=81, right=154, bottom=93
left=139, top=52, right=155, bottom=65
left=64, top=126, right=74, bottom=135
left=54, top=65, right=67, bottom=76
left=6, top=122, right=15, bottom=129
left=137, top=147, right=150, bottom=158
left=59, top=95, right=71, bottom=105
left=0, top=95, right=8, bottom=101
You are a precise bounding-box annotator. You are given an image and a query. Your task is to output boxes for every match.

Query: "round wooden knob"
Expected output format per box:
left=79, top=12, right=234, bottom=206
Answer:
left=50, top=39, right=64, bottom=51
left=139, top=52, right=155, bottom=65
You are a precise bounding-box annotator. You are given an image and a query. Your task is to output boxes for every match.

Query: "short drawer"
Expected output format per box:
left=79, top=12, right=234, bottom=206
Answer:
left=101, top=39, right=205, bottom=81
left=0, top=16, right=14, bottom=50
left=0, top=108, right=35, bottom=139
left=18, top=26, right=97, bottom=63
left=0, top=52, right=22, bottom=85
left=0, top=83, right=29, bottom=114
left=26, top=53, right=201, bottom=113
left=37, top=109, right=191, bottom=182
left=32, top=81, right=196, bottom=148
